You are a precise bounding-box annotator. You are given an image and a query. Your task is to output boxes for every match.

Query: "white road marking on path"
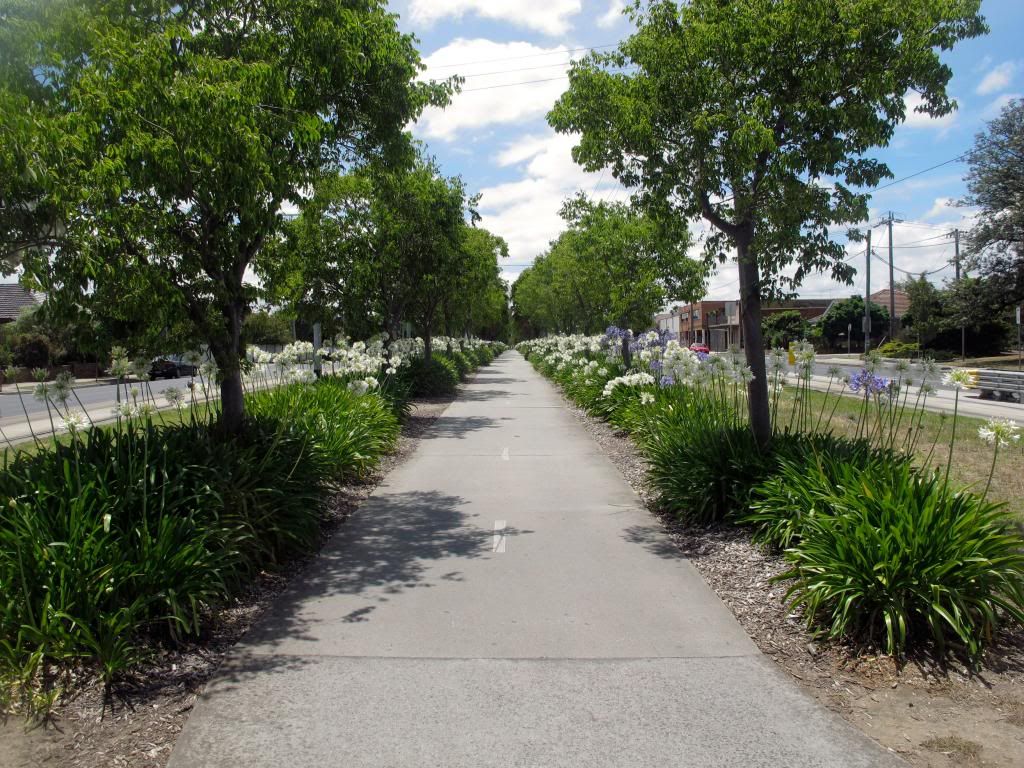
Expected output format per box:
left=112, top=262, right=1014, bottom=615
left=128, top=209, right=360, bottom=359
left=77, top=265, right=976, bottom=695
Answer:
left=493, top=520, right=507, bottom=553
left=501, top=447, right=510, bottom=461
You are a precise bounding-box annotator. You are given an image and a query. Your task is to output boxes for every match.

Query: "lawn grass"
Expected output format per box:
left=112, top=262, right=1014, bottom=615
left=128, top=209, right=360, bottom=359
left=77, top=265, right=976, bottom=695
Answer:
left=775, top=388, right=1024, bottom=522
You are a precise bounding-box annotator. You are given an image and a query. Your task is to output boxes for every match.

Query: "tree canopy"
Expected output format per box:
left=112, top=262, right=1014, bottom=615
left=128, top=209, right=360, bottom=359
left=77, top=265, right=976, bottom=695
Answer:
left=512, top=195, right=701, bottom=337
left=549, top=0, right=985, bottom=445
left=260, top=153, right=508, bottom=351
left=819, top=296, right=888, bottom=351
left=4, top=0, right=450, bottom=432
left=962, top=98, right=1024, bottom=312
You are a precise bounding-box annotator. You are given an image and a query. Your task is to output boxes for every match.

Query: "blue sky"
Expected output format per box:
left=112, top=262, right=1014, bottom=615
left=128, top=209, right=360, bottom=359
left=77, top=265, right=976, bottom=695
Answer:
left=396, top=0, right=1024, bottom=302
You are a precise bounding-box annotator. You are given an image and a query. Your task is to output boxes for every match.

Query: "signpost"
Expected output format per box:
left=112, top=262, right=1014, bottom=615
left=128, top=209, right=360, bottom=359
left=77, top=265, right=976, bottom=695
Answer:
left=1017, top=305, right=1021, bottom=372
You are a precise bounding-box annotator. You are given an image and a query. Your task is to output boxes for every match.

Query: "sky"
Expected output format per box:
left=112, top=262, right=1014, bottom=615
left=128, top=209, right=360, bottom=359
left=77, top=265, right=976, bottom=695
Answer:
left=396, top=0, right=1024, bottom=304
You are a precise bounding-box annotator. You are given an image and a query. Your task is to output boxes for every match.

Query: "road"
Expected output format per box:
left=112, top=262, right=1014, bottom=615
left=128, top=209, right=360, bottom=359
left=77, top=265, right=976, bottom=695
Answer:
left=0, top=374, right=220, bottom=445
left=0, top=374, right=198, bottom=423
left=803, top=356, right=1023, bottom=421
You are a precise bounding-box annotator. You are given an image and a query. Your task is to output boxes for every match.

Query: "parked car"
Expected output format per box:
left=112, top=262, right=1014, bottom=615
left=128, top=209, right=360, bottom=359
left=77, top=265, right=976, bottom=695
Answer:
left=149, top=358, right=182, bottom=379
left=149, top=355, right=199, bottom=379
left=689, top=342, right=711, bottom=354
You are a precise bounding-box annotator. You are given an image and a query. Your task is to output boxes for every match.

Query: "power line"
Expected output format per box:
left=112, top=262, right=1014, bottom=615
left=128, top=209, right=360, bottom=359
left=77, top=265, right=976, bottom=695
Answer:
left=871, top=248, right=951, bottom=277
left=459, top=69, right=636, bottom=93
left=424, top=44, right=617, bottom=71
left=445, top=60, right=594, bottom=80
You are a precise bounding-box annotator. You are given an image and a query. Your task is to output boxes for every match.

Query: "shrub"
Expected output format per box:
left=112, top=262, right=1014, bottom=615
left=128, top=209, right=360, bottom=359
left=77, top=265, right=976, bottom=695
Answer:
left=406, top=355, right=459, bottom=397
left=744, top=438, right=911, bottom=550
left=776, top=462, right=1024, bottom=659
left=246, top=378, right=399, bottom=480
left=1, top=378, right=400, bottom=707
left=472, top=345, right=494, bottom=366
left=0, top=416, right=323, bottom=697
left=10, top=333, right=53, bottom=368
left=630, top=388, right=767, bottom=523
left=876, top=340, right=919, bottom=358
left=446, top=350, right=473, bottom=379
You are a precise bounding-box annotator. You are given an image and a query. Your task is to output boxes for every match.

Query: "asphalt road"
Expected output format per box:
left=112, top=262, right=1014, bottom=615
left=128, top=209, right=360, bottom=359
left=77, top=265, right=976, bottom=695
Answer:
left=0, top=375, right=198, bottom=425
left=168, top=353, right=901, bottom=768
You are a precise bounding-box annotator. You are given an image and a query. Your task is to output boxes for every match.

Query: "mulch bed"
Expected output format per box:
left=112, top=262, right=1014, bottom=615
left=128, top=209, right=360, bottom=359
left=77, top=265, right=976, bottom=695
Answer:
left=0, top=396, right=454, bottom=768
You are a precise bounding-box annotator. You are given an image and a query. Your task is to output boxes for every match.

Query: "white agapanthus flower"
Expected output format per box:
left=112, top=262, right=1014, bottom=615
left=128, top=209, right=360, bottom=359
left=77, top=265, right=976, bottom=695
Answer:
left=640, top=392, right=656, bottom=405
left=112, top=402, right=136, bottom=419
left=163, top=387, right=186, bottom=409
left=943, top=368, right=975, bottom=390
left=978, top=418, right=1020, bottom=448
left=61, top=411, right=89, bottom=433
left=602, top=372, right=655, bottom=398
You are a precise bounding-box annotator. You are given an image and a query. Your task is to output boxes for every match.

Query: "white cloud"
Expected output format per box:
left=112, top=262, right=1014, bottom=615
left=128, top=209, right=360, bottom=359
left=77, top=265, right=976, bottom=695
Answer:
left=416, top=39, right=575, bottom=140
left=922, top=197, right=953, bottom=220
left=976, top=61, right=1019, bottom=96
left=982, top=92, right=1022, bottom=120
left=477, top=130, right=618, bottom=267
left=597, top=0, right=626, bottom=29
left=902, top=91, right=957, bottom=132
left=408, top=0, right=581, bottom=36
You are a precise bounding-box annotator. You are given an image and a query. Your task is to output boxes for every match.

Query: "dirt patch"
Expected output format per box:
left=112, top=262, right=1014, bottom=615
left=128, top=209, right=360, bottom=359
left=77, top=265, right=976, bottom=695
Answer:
left=565, top=399, right=1024, bottom=768
left=0, top=396, right=453, bottom=768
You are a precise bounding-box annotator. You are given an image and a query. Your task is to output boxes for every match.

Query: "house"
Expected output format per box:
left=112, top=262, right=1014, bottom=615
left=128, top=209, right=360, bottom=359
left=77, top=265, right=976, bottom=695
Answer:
left=674, top=300, right=726, bottom=346
left=654, top=307, right=682, bottom=337
left=869, top=287, right=911, bottom=323
left=0, top=284, right=43, bottom=325
left=676, top=297, right=833, bottom=351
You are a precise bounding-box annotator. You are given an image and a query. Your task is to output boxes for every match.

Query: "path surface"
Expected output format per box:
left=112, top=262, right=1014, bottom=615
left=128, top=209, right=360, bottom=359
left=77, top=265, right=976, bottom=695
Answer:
left=169, top=353, right=901, bottom=768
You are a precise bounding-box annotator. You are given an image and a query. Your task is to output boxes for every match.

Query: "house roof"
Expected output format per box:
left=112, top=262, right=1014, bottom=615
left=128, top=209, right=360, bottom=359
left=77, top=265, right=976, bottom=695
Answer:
left=0, top=284, right=43, bottom=321
left=870, top=287, right=911, bottom=318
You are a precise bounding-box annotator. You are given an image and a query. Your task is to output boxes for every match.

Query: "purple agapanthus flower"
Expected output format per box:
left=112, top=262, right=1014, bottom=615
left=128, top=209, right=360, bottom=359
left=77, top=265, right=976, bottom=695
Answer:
left=648, top=359, right=663, bottom=372
left=695, top=351, right=710, bottom=362
left=659, top=375, right=676, bottom=387
left=848, top=369, right=889, bottom=395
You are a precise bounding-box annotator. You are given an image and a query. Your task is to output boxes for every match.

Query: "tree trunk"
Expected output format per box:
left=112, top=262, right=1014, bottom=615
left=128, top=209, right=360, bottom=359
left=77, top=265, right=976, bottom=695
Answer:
left=220, top=367, right=245, bottom=435
left=737, top=239, right=772, bottom=448
left=423, top=329, right=433, bottom=362
left=214, top=300, right=246, bottom=436
left=621, top=334, right=632, bottom=369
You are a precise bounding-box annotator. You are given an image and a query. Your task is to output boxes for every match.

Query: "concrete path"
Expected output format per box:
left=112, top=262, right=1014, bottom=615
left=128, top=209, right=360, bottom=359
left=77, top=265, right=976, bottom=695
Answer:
left=169, top=352, right=901, bottom=768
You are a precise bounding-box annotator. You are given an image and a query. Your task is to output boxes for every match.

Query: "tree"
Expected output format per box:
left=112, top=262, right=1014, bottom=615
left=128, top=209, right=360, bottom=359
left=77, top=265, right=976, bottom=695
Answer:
left=6, top=0, right=450, bottom=433
left=442, top=227, right=510, bottom=339
left=819, top=296, right=888, bottom=351
left=512, top=196, right=702, bottom=343
left=962, top=98, right=1024, bottom=311
left=261, top=153, right=479, bottom=355
left=761, top=311, right=809, bottom=349
left=900, top=275, right=944, bottom=347
left=243, top=310, right=295, bottom=347
left=549, top=0, right=985, bottom=445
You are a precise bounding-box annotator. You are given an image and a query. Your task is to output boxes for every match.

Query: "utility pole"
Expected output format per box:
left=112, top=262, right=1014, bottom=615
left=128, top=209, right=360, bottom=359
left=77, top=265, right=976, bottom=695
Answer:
left=884, top=211, right=903, bottom=341
left=864, top=229, right=872, bottom=353
left=951, top=228, right=965, bottom=361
